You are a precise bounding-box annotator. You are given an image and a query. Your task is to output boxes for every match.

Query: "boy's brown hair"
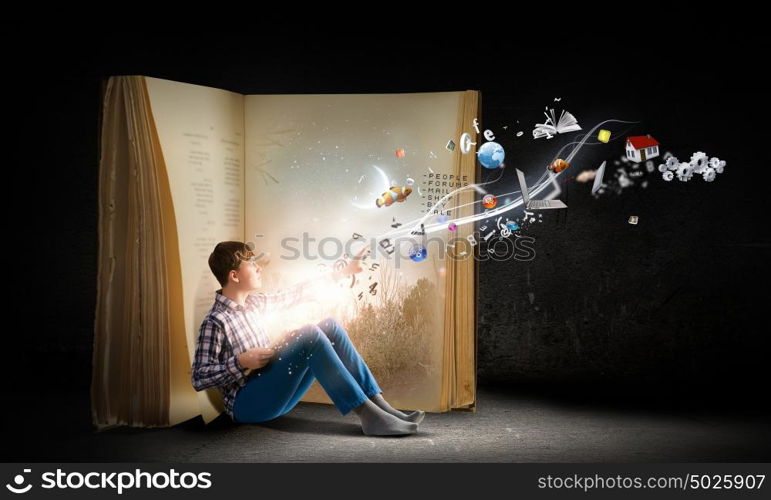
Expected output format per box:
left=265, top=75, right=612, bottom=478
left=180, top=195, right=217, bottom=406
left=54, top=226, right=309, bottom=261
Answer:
left=208, top=241, right=255, bottom=287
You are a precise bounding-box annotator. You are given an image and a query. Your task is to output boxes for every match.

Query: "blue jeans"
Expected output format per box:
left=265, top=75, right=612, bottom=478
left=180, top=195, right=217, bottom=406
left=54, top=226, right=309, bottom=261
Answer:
left=232, top=317, right=382, bottom=423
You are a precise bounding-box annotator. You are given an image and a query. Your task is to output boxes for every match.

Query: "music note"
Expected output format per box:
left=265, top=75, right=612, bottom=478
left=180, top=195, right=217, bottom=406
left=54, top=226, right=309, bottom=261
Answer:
left=369, top=283, right=378, bottom=296
left=391, top=217, right=402, bottom=228
left=369, top=263, right=380, bottom=271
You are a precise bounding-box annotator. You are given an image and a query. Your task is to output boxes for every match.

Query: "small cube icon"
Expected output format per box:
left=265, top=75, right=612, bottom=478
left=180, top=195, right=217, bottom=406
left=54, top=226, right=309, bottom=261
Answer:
left=628, top=216, right=638, bottom=225
left=446, top=140, right=456, bottom=152
left=597, top=129, right=611, bottom=143
left=395, top=148, right=406, bottom=158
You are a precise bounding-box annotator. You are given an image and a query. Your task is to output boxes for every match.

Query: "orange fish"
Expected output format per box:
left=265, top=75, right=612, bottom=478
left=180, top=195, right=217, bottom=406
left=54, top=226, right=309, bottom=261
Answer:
left=549, top=158, right=570, bottom=173
left=376, top=185, right=412, bottom=208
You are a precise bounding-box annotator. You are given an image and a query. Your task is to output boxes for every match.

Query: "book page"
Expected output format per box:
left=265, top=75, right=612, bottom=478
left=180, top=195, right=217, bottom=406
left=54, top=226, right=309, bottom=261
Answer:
left=244, top=92, right=467, bottom=412
left=146, top=77, right=245, bottom=422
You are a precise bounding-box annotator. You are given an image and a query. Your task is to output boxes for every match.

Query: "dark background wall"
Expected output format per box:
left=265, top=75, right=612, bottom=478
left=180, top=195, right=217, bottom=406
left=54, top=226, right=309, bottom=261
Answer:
left=10, top=34, right=768, bottom=409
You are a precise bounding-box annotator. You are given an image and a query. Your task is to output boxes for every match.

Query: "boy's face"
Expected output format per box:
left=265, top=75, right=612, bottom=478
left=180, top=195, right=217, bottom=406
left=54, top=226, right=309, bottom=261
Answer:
left=230, top=258, right=262, bottom=291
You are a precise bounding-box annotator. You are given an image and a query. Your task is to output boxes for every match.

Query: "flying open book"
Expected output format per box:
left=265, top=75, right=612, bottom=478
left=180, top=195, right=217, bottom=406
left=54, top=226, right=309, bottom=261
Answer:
left=532, top=108, right=582, bottom=139
left=92, top=76, right=480, bottom=428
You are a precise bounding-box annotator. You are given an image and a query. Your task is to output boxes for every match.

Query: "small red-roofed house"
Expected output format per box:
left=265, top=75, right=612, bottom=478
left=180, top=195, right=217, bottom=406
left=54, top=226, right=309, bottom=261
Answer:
left=626, top=135, right=660, bottom=163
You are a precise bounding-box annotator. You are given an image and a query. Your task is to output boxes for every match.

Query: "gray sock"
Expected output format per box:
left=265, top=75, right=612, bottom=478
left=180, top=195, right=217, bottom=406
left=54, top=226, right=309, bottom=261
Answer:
left=354, top=399, right=418, bottom=436
left=370, top=393, right=425, bottom=424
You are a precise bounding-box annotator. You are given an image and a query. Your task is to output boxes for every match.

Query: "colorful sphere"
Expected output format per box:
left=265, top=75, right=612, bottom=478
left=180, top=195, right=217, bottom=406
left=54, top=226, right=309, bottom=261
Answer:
left=448, top=222, right=457, bottom=232
left=482, top=194, right=497, bottom=209
left=505, top=221, right=519, bottom=231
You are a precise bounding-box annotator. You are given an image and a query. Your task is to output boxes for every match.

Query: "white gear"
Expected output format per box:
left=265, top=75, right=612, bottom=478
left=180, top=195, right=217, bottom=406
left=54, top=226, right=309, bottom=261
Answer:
left=702, top=167, right=716, bottom=182
left=665, top=156, right=679, bottom=170
left=690, top=152, right=709, bottom=174
left=662, top=171, right=674, bottom=181
left=708, top=157, right=726, bottom=174
left=676, top=162, right=694, bottom=182
left=658, top=163, right=668, bottom=173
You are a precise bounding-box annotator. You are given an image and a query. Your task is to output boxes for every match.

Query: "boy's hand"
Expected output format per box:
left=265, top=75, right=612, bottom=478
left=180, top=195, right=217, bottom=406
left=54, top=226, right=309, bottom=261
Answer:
left=238, top=347, right=275, bottom=370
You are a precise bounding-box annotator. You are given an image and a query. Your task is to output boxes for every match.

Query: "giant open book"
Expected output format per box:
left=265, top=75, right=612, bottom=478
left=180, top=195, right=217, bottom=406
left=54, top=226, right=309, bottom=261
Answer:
left=92, top=76, right=479, bottom=428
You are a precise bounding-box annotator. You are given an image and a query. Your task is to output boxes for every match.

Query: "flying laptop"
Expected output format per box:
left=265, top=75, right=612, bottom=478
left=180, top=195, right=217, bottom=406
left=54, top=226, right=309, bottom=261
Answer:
left=591, top=161, right=606, bottom=195
left=516, top=168, right=567, bottom=210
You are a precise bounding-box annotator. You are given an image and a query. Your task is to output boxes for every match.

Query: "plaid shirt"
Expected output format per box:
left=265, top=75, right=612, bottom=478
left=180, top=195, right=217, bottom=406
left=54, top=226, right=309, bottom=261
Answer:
left=191, top=280, right=315, bottom=419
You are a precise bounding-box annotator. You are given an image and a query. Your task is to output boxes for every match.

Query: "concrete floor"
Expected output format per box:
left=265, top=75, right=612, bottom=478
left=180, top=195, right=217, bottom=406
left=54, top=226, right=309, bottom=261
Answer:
left=4, top=386, right=770, bottom=462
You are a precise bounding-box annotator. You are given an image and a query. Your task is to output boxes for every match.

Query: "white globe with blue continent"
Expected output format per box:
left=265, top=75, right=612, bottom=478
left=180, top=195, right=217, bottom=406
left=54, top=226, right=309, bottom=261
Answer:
left=477, top=141, right=505, bottom=169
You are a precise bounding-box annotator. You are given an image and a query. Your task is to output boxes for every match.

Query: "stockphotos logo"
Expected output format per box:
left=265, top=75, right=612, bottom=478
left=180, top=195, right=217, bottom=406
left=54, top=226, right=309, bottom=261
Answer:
left=5, top=469, right=32, bottom=494
left=5, top=468, right=212, bottom=495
